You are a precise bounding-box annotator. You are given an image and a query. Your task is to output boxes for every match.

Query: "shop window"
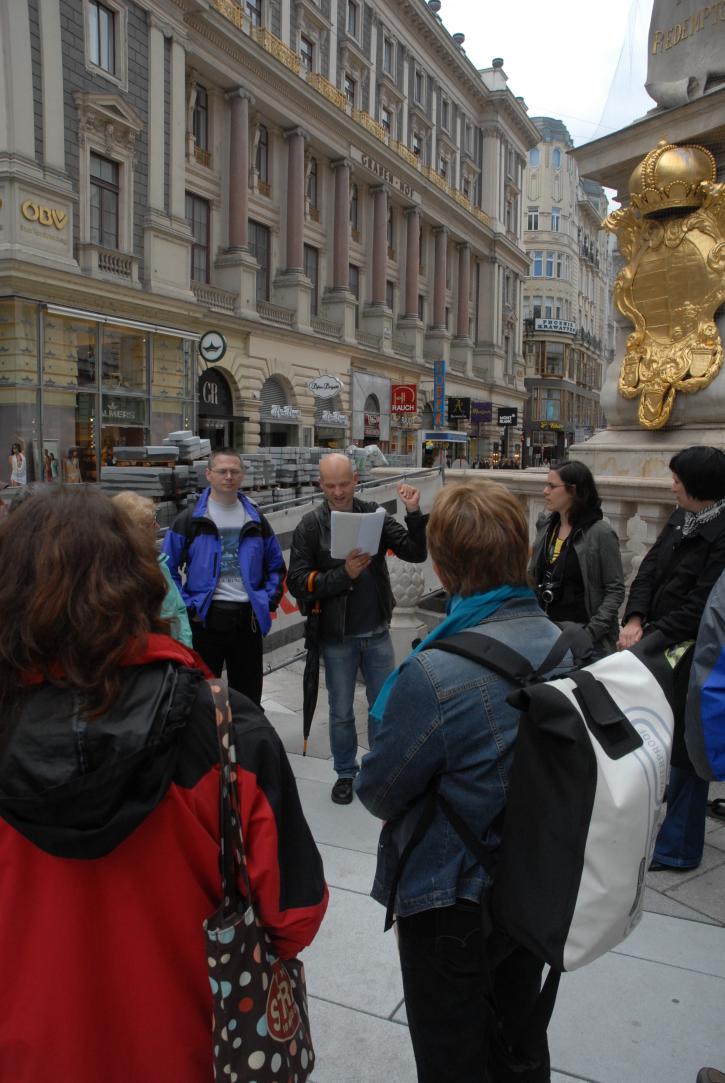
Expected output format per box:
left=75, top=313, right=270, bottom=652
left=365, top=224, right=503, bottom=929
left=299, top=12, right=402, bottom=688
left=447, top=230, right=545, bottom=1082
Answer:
left=90, top=153, right=120, bottom=250
left=249, top=219, right=271, bottom=302
left=304, top=244, right=319, bottom=316
left=0, top=298, right=38, bottom=389
left=43, top=314, right=96, bottom=388
left=102, top=324, right=147, bottom=392
left=85, top=0, right=127, bottom=88
left=186, top=192, right=210, bottom=284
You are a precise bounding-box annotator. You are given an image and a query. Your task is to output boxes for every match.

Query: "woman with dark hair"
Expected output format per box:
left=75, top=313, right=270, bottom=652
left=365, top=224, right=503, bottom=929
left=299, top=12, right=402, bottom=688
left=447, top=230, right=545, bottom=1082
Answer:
left=530, top=460, right=624, bottom=656
left=0, top=486, right=327, bottom=1082
left=619, top=445, right=725, bottom=870
left=8, top=442, right=26, bottom=486
left=357, top=481, right=562, bottom=1083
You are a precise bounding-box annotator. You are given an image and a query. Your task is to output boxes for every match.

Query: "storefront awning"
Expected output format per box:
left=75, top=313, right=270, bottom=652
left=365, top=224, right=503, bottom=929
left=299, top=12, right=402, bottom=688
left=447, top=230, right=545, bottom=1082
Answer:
left=46, top=304, right=198, bottom=340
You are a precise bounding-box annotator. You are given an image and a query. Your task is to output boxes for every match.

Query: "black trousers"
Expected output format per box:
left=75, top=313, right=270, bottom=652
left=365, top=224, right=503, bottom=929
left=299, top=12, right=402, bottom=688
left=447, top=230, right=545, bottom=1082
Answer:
left=397, top=902, right=551, bottom=1083
left=192, top=601, right=263, bottom=705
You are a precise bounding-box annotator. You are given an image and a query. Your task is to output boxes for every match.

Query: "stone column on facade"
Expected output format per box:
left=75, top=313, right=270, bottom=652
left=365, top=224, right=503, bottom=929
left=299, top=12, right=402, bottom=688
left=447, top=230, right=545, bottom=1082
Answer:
left=430, top=83, right=438, bottom=165
left=331, top=158, right=351, bottom=290
left=401, top=49, right=410, bottom=144
left=280, top=0, right=290, bottom=43
left=371, top=184, right=388, bottom=306
left=433, top=226, right=447, bottom=328
left=38, top=0, right=64, bottom=171
left=169, top=36, right=187, bottom=221
left=481, top=125, right=501, bottom=228
left=147, top=18, right=165, bottom=212
left=328, top=0, right=338, bottom=85
left=226, top=88, right=254, bottom=250
left=284, top=127, right=306, bottom=273
left=1, top=2, right=35, bottom=159
left=456, top=242, right=470, bottom=338
left=404, top=206, right=420, bottom=317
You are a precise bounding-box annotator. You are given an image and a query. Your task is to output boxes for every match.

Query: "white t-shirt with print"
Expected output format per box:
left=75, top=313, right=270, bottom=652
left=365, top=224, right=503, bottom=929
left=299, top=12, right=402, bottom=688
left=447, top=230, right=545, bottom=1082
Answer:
left=206, top=496, right=249, bottom=603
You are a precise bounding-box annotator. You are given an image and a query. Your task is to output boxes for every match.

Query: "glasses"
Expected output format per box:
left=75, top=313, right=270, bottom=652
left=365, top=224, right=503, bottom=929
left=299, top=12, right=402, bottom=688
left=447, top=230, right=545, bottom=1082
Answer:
left=543, top=482, right=566, bottom=491
left=210, top=468, right=243, bottom=477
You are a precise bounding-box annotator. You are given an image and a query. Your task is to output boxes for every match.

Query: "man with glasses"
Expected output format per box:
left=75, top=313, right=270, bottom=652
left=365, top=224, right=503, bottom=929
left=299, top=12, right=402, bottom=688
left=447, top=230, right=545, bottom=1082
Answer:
left=163, top=448, right=285, bottom=704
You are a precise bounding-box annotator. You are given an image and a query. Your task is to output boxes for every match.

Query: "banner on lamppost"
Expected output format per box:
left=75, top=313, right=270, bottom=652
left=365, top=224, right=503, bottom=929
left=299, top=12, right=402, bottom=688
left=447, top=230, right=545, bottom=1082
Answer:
left=433, top=360, right=446, bottom=428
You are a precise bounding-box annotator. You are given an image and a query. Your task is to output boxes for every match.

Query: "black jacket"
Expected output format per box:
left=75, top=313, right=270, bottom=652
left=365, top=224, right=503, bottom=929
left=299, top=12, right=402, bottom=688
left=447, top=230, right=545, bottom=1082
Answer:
left=623, top=506, right=725, bottom=646
left=287, top=497, right=428, bottom=642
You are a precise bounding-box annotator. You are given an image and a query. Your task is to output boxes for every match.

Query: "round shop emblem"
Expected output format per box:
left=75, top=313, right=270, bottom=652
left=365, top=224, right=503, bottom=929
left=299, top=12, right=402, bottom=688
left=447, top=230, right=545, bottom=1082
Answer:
left=198, top=330, right=227, bottom=363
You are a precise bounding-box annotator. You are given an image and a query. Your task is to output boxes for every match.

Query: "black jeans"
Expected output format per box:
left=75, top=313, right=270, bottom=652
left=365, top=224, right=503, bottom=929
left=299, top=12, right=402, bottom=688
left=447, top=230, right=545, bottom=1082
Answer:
left=192, top=601, right=263, bottom=705
left=397, top=902, right=551, bottom=1083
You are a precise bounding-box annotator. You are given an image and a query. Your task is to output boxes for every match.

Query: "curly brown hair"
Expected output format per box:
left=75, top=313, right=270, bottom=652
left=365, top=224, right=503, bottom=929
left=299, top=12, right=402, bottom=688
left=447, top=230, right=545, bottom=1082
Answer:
left=0, top=485, right=170, bottom=718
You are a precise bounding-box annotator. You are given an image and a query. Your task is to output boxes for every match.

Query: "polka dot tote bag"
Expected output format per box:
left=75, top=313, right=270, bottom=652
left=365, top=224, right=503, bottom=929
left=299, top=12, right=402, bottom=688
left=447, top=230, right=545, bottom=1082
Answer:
left=204, top=679, right=315, bottom=1082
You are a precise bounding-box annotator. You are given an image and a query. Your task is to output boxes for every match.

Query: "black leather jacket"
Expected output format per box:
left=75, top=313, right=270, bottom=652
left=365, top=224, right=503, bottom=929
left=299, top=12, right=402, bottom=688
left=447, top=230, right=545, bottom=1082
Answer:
left=287, top=497, right=428, bottom=642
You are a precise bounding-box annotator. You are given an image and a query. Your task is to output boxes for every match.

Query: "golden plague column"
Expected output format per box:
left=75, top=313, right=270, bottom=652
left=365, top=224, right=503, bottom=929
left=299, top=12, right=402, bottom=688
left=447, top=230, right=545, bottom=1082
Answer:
left=603, top=140, right=725, bottom=430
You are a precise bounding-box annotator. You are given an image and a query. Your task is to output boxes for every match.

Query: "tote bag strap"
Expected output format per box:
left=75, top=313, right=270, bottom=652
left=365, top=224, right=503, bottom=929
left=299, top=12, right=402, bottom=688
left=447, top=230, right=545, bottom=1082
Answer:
left=207, top=677, right=254, bottom=909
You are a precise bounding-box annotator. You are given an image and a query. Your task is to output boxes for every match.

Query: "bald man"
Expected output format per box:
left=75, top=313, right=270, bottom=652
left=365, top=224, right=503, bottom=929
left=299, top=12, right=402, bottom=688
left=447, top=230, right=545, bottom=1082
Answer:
left=288, top=454, right=428, bottom=803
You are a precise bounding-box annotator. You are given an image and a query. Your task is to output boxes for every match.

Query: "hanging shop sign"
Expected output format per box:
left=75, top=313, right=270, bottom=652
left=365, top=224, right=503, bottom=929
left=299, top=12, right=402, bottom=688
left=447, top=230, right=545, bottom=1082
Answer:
left=391, top=384, right=417, bottom=414
left=364, top=412, right=381, bottom=437
left=320, top=409, right=348, bottom=427
left=470, top=401, right=493, bottom=424
left=498, top=407, right=518, bottom=426
left=308, top=375, right=344, bottom=399
left=534, top=319, right=577, bottom=335
left=433, top=360, right=446, bottom=429
left=447, top=396, right=471, bottom=421
left=198, top=330, right=227, bottom=363
left=270, top=404, right=301, bottom=421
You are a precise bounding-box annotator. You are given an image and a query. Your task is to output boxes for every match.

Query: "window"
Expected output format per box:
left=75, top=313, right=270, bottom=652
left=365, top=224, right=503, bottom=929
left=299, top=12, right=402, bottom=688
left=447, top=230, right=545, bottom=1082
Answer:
left=344, top=74, right=356, bottom=108
left=532, top=295, right=542, bottom=318
left=527, top=206, right=539, bottom=231
left=414, top=69, right=423, bottom=102
left=544, top=296, right=554, bottom=318
left=248, top=220, right=270, bottom=301
left=307, top=157, right=318, bottom=211
left=347, top=0, right=358, bottom=37
left=440, top=97, right=449, bottom=131
left=246, top=0, right=262, bottom=28
left=381, top=106, right=392, bottom=135
left=552, top=147, right=562, bottom=168
left=193, top=84, right=209, bottom=156
left=528, top=147, right=540, bottom=167
left=350, top=182, right=359, bottom=233
left=387, top=205, right=394, bottom=252
left=412, top=131, right=422, bottom=158
left=90, top=153, right=119, bottom=249
left=386, top=279, right=395, bottom=310
left=439, top=154, right=448, bottom=180
left=383, top=37, right=394, bottom=74
left=417, top=293, right=425, bottom=322
left=88, top=0, right=116, bottom=73
left=542, top=388, right=560, bottom=421
left=556, top=252, right=564, bottom=279
left=464, top=121, right=473, bottom=154
left=546, top=251, right=555, bottom=278
left=551, top=207, right=560, bottom=231
left=256, top=124, right=269, bottom=188
left=349, top=263, right=359, bottom=325
left=304, top=244, right=319, bottom=315
left=462, top=177, right=471, bottom=199
left=532, top=251, right=543, bottom=277
left=300, top=35, right=314, bottom=72
left=186, top=193, right=210, bottom=284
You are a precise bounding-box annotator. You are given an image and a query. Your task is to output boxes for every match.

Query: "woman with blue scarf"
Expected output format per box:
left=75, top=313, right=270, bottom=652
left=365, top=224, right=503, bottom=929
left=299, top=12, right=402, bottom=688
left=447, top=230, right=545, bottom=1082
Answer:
left=357, top=481, right=561, bottom=1083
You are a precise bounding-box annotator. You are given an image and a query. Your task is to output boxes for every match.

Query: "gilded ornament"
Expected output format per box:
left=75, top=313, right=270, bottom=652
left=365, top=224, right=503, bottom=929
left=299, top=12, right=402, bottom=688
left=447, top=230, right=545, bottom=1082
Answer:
left=603, top=139, right=725, bottom=429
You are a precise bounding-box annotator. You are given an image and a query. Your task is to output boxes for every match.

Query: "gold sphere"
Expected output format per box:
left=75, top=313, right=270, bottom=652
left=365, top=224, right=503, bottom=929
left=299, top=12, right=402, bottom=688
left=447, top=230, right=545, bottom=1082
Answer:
left=629, top=139, right=716, bottom=217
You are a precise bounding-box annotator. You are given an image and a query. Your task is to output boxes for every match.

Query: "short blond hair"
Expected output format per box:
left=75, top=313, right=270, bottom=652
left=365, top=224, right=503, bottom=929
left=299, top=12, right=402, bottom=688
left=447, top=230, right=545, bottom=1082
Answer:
left=112, top=490, right=156, bottom=530
left=427, top=481, right=529, bottom=595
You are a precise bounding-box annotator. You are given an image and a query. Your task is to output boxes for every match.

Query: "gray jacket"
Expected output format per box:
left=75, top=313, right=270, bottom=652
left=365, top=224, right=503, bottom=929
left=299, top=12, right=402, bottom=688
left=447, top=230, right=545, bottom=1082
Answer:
left=529, top=513, right=625, bottom=652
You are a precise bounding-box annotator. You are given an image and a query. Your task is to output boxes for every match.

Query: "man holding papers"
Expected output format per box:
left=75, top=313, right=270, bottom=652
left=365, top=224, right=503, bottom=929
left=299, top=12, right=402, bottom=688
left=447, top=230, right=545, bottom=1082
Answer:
left=288, top=453, right=428, bottom=804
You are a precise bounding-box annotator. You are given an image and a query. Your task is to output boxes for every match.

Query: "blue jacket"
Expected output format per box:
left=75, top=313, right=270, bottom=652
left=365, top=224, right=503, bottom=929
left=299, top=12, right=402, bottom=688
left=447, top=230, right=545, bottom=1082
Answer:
left=356, top=597, right=563, bottom=917
left=162, top=488, right=286, bottom=636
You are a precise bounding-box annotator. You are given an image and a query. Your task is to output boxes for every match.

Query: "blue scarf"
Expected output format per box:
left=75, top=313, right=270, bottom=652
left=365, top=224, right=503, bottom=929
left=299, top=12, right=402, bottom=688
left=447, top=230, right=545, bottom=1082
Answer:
left=370, top=585, right=535, bottom=724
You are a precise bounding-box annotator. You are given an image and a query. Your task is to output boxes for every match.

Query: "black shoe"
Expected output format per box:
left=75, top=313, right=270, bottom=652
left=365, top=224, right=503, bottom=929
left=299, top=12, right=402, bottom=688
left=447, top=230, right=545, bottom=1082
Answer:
left=648, top=859, right=698, bottom=872
left=331, top=778, right=354, bottom=805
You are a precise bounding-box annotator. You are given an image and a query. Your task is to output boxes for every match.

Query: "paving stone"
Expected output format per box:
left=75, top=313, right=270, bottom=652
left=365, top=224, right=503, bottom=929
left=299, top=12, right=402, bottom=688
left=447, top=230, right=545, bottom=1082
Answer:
left=613, top=910, right=725, bottom=977
left=643, top=885, right=718, bottom=925
left=665, top=863, right=725, bottom=924
left=306, top=998, right=416, bottom=1083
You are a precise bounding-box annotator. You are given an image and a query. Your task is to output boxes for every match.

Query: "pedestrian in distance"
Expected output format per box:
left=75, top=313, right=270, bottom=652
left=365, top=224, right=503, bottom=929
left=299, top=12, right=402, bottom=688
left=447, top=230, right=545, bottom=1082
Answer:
left=112, top=490, right=193, bottom=648
left=163, top=448, right=286, bottom=706
left=530, top=460, right=625, bottom=658
left=287, top=452, right=428, bottom=805
left=356, top=481, right=561, bottom=1083
left=0, top=484, right=327, bottom=1083
left=619, top=445, right=725, bottom=871
left=8, top=442, right=26, bottom=486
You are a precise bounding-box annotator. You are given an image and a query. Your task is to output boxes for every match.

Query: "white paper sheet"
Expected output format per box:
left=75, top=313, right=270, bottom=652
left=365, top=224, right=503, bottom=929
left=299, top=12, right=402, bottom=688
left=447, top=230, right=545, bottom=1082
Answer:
left=330, top=506, right=386, bottom=559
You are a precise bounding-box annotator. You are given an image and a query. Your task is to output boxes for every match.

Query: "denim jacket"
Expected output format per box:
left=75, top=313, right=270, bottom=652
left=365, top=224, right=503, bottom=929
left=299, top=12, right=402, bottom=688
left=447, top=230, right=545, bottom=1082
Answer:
left=355, top=597, right=563, bottom=918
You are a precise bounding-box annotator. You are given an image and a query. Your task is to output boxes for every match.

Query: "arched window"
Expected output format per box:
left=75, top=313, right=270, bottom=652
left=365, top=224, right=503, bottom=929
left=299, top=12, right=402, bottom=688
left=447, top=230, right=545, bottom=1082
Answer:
left=552, top=147, right=561, bottom=169
left=528, top=147, right=540, bottom=167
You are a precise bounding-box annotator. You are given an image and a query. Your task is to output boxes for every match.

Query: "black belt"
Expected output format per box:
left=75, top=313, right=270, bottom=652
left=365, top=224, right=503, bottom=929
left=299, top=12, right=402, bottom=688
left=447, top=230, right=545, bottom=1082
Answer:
left=209, top=600, right=251, bottom=610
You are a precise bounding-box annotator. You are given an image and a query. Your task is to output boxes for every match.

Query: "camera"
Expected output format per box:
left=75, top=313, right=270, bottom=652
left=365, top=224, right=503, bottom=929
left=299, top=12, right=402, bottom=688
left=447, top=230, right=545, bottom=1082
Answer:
left=539, top=586, right=555, bottom=605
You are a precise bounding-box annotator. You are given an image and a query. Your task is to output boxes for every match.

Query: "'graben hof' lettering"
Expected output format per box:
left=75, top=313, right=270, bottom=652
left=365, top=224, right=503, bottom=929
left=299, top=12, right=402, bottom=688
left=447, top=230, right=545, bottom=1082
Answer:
left=651, top=1, right=725, bottom=52
left=20, top=201, right=68, bottom=229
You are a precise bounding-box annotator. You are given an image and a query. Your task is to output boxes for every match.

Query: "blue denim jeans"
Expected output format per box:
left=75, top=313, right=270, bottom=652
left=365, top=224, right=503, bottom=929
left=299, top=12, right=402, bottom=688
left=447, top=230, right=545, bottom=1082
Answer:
left=653, top=763, right=710, bottom=869
left=321, top=630, right=396, bottom=778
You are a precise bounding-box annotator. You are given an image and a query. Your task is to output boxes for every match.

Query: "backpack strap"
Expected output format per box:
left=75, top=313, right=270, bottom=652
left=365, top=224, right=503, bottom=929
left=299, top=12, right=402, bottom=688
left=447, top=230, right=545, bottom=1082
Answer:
left=427, top=621, right=584, bottom=686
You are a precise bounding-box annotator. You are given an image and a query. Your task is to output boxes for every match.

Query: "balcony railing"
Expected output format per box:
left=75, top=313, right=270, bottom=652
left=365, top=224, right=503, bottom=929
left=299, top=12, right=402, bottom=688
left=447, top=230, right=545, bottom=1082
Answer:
left=192, top=283, right=238, bottom=313
left=353, top=110, right=387, bottom=142
left=355, top=329, right=383, bottom=349
left=193, top=145, right=213, bottom=168
left=311, top=315, right=343, bottom=338
left=251, top=27, right=300, bottom=74
left=258, top=300, right=295, bottom=325
left=209, top=0, right=244, bottom=30
left=306, top=72, right=347, bottom=110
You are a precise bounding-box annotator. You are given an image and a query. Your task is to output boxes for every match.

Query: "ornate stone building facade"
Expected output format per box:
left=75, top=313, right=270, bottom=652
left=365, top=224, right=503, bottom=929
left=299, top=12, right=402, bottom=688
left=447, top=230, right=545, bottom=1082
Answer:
left=521, top=117, right=615, bottom=466
left=0, top=0, right=538, bottom=480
